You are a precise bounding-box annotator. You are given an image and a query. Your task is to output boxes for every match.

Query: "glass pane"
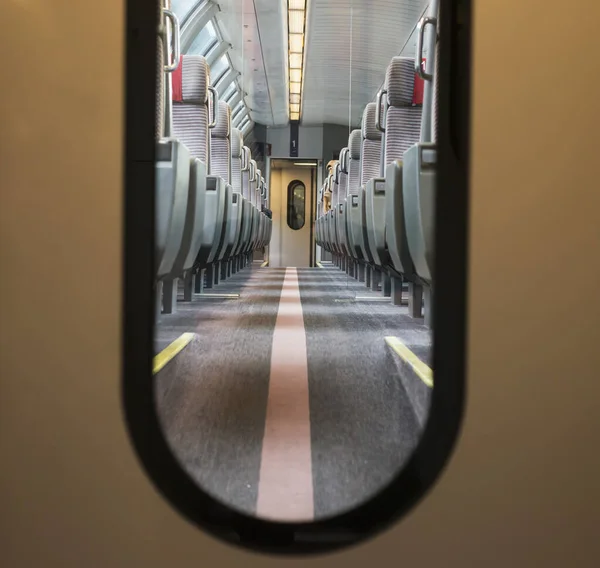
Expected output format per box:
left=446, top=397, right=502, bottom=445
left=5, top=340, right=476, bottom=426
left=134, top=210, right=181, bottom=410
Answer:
left=241, top=119, right=252, bottom=135
left=187, top=21, right=217, bottom=56
left=222, top=82, right=237, bottom=102
left=232, top=100, right=244, bottom=115
left=287, top=180, right=306, bottom=230
left=171, top=0, right=202, bottom=22
left=233, top=110, right=246, bottom=127
left=210, top=54, right=229, bottom=84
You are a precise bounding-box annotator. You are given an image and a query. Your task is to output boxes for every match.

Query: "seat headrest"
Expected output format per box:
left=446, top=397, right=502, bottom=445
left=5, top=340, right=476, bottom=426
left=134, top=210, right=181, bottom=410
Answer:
left=172, top=55, right=209, bottom=104
left=231, top=128, right=243, bottom=158
left=348, top=129, right=362, bottom=159
left=362, top=102, right=381, bottom=141
left=340, top=147, right=349, bottom=173
left=212, top=101, right=231, bottom=138
left=386, top=56, right=424, bottom=107
left=242, top=145, right=251, bottom=169
left=334, top=162, right=341, bottom=183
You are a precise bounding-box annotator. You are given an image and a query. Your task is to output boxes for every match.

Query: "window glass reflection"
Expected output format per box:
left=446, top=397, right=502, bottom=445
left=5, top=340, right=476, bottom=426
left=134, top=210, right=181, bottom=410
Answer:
left=287, top=180, right=306, bottom=230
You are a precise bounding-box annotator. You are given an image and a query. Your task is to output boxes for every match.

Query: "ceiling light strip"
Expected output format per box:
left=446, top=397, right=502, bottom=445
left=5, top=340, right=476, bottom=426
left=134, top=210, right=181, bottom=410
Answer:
left=288, top=0, right=307, bottom=122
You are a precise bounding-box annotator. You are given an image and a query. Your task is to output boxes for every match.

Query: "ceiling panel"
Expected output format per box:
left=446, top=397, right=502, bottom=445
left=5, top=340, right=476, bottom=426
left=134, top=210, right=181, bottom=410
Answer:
left=301, top=0, right=429, bottom=127
left=212, top=0, right=429, bottom=128
left=214, top=0, right=288, bottom=126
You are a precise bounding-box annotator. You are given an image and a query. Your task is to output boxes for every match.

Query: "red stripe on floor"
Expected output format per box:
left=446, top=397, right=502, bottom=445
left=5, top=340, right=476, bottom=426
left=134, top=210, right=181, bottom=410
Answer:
left=256, top=268, right=314, bottom=521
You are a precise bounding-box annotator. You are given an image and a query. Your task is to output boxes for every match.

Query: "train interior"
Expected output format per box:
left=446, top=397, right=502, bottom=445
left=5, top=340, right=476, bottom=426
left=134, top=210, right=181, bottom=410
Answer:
left=154, top=0, right=439, bottom=522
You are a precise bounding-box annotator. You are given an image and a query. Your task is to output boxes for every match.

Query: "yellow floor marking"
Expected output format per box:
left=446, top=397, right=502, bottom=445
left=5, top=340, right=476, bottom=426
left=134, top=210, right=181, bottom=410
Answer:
left=153, top=333, right=195, bottom=375
left=194, top=293, right=240, bottom=298
left=384, top=336, right=433, bottom=388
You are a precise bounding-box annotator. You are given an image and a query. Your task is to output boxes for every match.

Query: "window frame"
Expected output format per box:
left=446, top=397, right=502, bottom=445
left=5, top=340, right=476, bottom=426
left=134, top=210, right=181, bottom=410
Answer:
left=179, top=7, right=251, bottom=127
left=286, top=180, right=306, bottom=230
left=124, top=0, right=472, bottom=556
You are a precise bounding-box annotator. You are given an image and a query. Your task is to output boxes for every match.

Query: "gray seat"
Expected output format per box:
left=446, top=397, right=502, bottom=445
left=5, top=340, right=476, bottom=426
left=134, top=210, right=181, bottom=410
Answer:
left=345, top=129, right=362, bottom=261
left=322, top=176, right=333, bottom=253
left=155, top=6, right=190, bottom=287
left=217, top=117, right=244, bottom=266
left=315, top=186, right=324, bottom=247
left=258, top=176, right=270, bottom=249
left=239, top=149, right=256, bottom=258
left=315, top=185, right=322, bottom=247
left=382, top=56, right=424, bottom=281
left=252, top=168, right=262, bottom=250
left=329, top=166, right=341, bottom=255
left=259, top=176, right=268, bottom=249
left=363, top=86, right=389, bottom=268
left=255, top=176, right=264, bottom=249
left=260, top=177, right=272, bottom=248
left=210, top=101, right=239, bottom=267
left=249, top=162, right=261, bottom=251
left=155, top=6, right=196, bottom=316
left=350, top=105, right=378, bottom=265
left=335, top=148, right=350, bottom=257
left=321, top=176, right=331, bottom=252
left=232, top=140, right=252, bottom=262
left=168, top=55, right=213, bottom=284
left=403, top=11, right=439, bottom=289
left=189, top=69, right=226, bottom=272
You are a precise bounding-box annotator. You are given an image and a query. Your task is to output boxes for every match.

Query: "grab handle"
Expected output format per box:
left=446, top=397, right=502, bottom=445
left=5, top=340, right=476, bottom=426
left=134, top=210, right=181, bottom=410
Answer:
left=162, top=9, right=180, bottom=73
left=415, top=16, right=437, bottom=81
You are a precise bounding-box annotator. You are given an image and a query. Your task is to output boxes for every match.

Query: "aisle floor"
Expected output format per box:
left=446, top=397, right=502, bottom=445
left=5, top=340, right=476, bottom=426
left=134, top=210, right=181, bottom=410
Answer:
left=154, top=263, right=432, bottom=521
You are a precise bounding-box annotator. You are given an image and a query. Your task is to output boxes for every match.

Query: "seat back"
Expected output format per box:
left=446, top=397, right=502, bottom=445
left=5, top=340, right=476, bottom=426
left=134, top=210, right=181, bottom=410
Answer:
left=210, top=100, right=231, bottom=182
left=260, top=177, right=267, bottom=209
left=264, top=179, right=270, bottom=212
left=323, top=176, right=332, bottom=213
left=330, top=163, right=339, bottom=209
left=384, top=56, right=423, bottom=165
left=254, top=168, right=262, bottom=207
left=339, top=148, right=349, bottom=199
left=241, top=146, right=251, bottom=199
left=230, top=128, right=243, bottom=194
left=347, top=129, right=362, bottom=195
left=360, top=103, right=382, bottom=185
left=171, top=55, right=210, bottom=164
left=249, top=160, right=258, bottom=206
left=317, top=186, right=323, bottom=217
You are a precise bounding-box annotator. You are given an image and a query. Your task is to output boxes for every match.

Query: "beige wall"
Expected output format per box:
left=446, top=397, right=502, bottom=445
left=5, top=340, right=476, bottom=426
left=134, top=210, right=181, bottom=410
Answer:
left=1, top=0, right=600, bottom=567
